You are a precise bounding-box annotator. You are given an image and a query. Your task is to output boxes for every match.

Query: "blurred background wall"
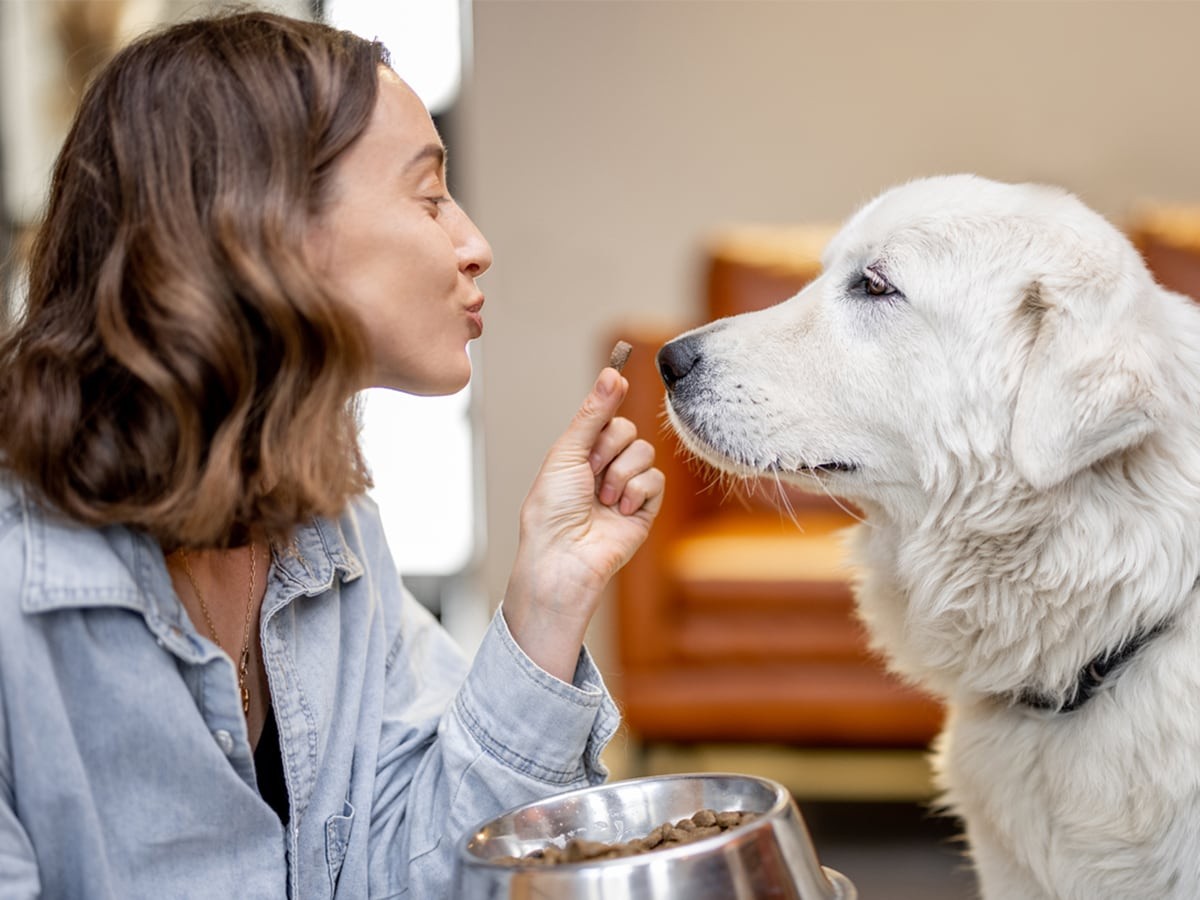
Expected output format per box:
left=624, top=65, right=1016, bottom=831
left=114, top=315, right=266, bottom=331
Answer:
left=456, top=0, right=1200, bottom=668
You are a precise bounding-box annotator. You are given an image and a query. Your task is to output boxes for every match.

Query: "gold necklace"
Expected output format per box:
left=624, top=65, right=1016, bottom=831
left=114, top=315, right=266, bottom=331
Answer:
left=177, top=544, right=257, bottom=716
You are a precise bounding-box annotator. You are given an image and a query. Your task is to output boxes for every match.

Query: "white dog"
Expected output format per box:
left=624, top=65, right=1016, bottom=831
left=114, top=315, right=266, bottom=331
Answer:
left=659, top=175, right=1200, bottom=899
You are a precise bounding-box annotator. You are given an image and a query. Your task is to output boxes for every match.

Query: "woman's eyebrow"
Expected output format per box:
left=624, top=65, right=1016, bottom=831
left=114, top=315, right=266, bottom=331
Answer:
left=403, top=143, right=446, bottom=175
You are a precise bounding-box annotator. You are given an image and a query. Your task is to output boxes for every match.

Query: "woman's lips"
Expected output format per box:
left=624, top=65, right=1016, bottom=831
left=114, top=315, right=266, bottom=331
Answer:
left=466, top=298, right=484, bottom=337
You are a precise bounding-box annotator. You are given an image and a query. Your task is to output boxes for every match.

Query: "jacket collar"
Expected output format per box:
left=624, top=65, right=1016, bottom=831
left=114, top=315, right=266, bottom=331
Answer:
left=19, top=485, right=363, bottom=616
left=19, top=500, right=165, bottom=617
left=269, top=514, right=365, bottom=595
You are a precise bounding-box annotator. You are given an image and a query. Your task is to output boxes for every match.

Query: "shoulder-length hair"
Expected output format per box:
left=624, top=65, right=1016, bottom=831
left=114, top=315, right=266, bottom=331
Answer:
left=0, top=11, right=389, bottom=549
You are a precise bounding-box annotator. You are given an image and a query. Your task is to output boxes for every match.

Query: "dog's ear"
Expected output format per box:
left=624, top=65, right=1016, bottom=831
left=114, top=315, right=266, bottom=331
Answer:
left=1010, top=278, right=1163, bottom=490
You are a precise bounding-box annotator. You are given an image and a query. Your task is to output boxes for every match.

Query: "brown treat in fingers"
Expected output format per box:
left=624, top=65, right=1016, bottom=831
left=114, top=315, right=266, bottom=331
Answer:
left=608, top=340, right=633, bottom=373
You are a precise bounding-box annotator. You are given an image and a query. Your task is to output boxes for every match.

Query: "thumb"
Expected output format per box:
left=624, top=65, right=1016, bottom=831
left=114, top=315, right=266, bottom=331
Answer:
left=556, top=368, right=628, bottom=456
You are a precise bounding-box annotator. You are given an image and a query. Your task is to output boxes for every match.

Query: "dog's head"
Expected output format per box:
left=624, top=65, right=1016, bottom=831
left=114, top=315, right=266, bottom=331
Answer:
left=661, top=175, right=1170, bottom=521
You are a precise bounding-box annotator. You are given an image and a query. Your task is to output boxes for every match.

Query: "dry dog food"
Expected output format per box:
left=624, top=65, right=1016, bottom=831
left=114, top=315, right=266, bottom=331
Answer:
left=608, top=340, right=633, bottom=373
left=493, top=808, right=758, bottom=866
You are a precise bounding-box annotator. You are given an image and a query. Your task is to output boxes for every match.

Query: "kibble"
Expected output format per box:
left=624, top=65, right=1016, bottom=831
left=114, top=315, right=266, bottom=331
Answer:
left=491, top=808, right=758, bottom=867
left=608, top=340, right=633, bottom=373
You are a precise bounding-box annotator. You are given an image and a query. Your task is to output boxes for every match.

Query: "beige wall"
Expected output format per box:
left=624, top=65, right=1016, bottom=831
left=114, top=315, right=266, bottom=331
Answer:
left=457, top=0, right=1200, bottom=657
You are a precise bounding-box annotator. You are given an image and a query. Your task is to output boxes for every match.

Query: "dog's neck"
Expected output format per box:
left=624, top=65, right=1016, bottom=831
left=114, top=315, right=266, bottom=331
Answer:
left=849, top=447, right=1200, bottom=704
left=1013, top=618, right=1174, bottom=713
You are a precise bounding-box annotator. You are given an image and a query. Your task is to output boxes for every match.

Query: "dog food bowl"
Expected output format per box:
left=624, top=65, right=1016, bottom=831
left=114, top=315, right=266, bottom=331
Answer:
left=455, top=772, right=857, bottom=899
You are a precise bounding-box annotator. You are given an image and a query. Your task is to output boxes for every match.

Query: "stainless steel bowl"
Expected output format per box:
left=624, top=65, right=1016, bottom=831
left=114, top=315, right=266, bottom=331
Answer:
left=455, top=772, right=857, bottom=899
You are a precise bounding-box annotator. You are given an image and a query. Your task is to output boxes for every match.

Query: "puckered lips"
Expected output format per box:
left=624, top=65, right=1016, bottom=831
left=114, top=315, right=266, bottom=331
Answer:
left=465, top=296, right=484, bottom=338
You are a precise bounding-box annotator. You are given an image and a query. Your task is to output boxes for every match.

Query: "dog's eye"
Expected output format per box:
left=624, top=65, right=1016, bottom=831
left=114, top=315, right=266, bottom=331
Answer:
left=864, top=271, right=892, bottom=296
left=860, top=270, right=897, bottom=297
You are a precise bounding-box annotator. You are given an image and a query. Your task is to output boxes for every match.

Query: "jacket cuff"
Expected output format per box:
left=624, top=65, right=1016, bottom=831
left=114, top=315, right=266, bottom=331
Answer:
left=452, top=605, right=620, bottom=785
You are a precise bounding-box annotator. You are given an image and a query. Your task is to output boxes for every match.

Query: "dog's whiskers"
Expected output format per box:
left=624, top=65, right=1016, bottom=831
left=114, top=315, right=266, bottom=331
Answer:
left=820, top=482, right=872, bottom=527
left=662, top=427, right=753, bottom=510
left=767, top=468, right=803, bottom=529
left=791, top=467, right=874, bottom=528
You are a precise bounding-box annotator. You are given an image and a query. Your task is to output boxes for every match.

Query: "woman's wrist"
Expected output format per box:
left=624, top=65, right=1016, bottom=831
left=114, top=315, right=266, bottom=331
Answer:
left=500, top=603, right=585, bottom=685
left=502, top=547, right=602, bottom=683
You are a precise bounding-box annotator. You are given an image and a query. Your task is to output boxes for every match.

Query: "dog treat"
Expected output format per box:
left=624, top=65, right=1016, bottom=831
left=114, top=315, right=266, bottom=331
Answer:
left=491, top=808, right=758, bottom=867
left=608, top=340, right=633, bottom=373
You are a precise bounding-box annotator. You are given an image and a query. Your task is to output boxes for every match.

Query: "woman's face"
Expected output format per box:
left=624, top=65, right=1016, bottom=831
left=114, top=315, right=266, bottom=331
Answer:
left=308, top=69, right=492, bottom=395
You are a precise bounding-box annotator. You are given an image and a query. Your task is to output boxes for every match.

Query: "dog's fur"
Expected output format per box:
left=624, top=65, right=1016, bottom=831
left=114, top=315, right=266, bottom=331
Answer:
left=660, top=175, right=1200, bottom=899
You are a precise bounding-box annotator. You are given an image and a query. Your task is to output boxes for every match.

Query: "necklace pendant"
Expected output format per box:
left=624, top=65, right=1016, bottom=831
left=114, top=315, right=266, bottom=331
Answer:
left=239, top=649, right=251, bottom=716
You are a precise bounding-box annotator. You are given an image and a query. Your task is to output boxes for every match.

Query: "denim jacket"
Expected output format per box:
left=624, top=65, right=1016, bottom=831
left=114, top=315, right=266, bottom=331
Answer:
left=0, top=478, right=620, bottom=899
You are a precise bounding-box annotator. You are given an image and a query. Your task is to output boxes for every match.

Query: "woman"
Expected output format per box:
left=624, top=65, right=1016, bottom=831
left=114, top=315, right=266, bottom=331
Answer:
left=0, top=11, right=663, bottom=899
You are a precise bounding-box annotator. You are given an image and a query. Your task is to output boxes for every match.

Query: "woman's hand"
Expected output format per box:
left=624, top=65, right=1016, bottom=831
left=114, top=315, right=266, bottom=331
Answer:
left=503, top=367, right=664, bottom=682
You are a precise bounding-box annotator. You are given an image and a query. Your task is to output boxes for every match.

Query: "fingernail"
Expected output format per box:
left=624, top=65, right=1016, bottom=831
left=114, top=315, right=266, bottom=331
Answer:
left=599, top=484, right=617, bottom=505
left=596, top=372, right=614, bottom=397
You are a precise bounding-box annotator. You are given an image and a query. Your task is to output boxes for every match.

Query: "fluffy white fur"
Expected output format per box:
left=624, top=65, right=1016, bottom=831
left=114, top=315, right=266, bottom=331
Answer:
left=660, top=175, right=1200, bottom=899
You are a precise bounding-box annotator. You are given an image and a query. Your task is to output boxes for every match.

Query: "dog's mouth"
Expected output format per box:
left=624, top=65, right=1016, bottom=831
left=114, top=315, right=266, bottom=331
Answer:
left=792, top=461, right=859, bottom=476
left=666, top=401, right=860, bottom=479
left=712, top=450, right=862, bottom=483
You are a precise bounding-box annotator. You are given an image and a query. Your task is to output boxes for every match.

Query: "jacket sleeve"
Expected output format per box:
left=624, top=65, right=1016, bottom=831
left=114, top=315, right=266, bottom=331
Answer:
left=366, top=589, right=620, bottom=898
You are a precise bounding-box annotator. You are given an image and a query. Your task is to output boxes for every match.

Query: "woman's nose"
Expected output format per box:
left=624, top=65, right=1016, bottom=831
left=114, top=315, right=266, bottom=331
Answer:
left=456, top=207, right=493, bottom=278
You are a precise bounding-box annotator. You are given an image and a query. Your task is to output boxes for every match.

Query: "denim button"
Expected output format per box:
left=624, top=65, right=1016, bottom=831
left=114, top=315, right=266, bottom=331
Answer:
left=213, top=729, right=235, bottom=756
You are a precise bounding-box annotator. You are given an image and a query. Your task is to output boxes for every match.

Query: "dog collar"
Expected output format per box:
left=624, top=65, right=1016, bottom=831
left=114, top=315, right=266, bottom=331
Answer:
left=1014, top=620, right=1171, bottom=714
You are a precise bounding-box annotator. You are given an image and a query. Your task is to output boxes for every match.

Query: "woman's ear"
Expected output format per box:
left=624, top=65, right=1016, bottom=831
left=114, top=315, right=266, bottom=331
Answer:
left=1010, top=279, right=1163, bottom=491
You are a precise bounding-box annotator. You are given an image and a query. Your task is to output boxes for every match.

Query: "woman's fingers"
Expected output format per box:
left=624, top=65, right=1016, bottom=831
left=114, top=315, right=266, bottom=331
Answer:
left=614, top=465, right=665, bottom=516
left=588, top=416, right=638, bottom=475
left=597, top=436, right=658, bottom=510
left=556, top=369, right=628, bottom=459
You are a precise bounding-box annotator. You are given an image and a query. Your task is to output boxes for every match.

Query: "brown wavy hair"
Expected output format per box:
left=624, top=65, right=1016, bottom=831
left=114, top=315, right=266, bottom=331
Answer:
left=0, top=11, right=390, bottom=548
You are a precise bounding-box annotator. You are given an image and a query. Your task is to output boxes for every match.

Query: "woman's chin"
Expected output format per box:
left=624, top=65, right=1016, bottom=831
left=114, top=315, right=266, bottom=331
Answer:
left=370, top=363, right=472, bottom=396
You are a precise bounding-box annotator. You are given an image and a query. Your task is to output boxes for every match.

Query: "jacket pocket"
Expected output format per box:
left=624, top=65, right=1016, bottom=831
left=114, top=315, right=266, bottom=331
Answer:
left=326, top=800, right=355, bottom=895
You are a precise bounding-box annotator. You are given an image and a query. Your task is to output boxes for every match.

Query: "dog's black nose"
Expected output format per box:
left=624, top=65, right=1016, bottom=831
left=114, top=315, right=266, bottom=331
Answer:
left=657, top=337, right=702, bottom=389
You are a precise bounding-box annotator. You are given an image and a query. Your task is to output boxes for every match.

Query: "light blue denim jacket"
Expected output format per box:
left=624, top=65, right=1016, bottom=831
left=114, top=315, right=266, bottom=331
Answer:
left=0, top=477, right=620, bottom=899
